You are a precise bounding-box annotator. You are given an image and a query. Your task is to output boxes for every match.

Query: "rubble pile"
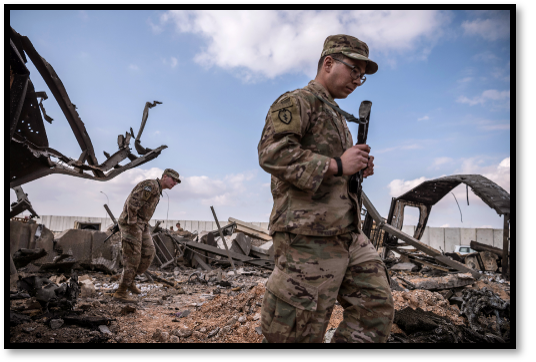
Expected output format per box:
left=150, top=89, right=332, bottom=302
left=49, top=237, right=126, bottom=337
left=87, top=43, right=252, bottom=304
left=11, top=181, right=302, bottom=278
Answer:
left=10, top=217, right=512, bottom=344
left=382, top=252, right=511, bottom=343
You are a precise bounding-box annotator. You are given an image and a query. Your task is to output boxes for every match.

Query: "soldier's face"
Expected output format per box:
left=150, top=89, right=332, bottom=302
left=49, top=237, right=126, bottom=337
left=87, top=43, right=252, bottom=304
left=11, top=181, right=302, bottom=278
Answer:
left=162, top=175, right=178, bottom=189
left=327, top=58, right=367, bottom=99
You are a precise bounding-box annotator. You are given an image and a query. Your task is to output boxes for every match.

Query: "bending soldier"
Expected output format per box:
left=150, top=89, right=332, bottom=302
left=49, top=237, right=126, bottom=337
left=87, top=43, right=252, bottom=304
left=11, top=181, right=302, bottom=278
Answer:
left=258, top=35, right=394, bottom=343
left=112, top=168, right=181, bottom=303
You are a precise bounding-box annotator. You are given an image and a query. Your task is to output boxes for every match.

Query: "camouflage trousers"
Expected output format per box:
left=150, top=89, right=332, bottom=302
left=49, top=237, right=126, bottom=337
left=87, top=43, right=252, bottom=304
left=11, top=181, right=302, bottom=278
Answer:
left=118, top=222, right=155, bottom=287
left=261, top=231, right=394, bottom=343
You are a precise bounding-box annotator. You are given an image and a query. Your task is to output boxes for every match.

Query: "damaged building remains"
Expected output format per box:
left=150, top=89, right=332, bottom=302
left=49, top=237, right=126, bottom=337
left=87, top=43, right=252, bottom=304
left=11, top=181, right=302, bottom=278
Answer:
left=9, top=28, right=511, bottom=345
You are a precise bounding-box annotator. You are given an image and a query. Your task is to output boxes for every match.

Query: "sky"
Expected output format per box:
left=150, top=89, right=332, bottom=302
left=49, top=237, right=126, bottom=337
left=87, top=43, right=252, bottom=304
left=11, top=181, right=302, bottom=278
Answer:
left=9, top=9, right=512, bottom=228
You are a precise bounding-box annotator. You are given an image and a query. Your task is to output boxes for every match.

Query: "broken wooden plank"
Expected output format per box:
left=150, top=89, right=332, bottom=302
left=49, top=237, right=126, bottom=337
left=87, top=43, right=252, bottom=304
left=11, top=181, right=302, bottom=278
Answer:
left=434, top=255, right=481, bottom=279
left=394, top=248, right=451, bottom=272
left=181, top=240, right=273, bottom=270
left=410, top=258, right=450, bottom=272
left=144, top=271, right=175, bottom=288
left=230, top=233, right=251, bottom=256
left=211, top=206, right=238, bottom=276
left=470, top=240, right=509, bottom=258
left=401, top=273, right=476, bottom=291
left=250, top=240, right=274, bottom=259
left=228, top=217, right=272, bottom=241
left=193, top=254, right=212, bottom=271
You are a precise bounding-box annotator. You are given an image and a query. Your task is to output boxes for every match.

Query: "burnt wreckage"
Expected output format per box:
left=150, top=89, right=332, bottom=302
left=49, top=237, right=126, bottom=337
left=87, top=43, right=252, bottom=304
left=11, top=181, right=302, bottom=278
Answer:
left=361, top=174, right=511, bottom=280
left=9, top=26, right=167, bottom=219
left=10, top=27, right=167, bottom=282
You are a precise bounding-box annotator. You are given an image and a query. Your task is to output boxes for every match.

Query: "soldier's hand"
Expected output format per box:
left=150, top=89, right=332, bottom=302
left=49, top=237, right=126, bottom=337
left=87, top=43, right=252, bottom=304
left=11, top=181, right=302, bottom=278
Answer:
left=363, top=155, right=374, bottom=178
left=340, top=144, right=370, bottom=175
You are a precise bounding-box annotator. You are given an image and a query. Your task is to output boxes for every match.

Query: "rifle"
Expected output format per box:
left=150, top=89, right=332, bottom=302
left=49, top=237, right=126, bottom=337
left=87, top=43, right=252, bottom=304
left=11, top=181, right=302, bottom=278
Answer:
left=349, top=101, right=372, bottom=204
left=313, top=95, right=372, bottom=201
left=103, top=203, right=119, bottom=243
left=103, top=223, right=119, bottom=243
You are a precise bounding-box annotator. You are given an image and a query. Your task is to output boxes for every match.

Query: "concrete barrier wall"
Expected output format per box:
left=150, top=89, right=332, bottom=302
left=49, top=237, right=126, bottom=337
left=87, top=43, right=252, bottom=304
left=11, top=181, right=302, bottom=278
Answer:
left=412, top=226, right=509, bottom=252
left=33, top=216, right=508, bottom=253
left=34, top=215, right=269, bottom=234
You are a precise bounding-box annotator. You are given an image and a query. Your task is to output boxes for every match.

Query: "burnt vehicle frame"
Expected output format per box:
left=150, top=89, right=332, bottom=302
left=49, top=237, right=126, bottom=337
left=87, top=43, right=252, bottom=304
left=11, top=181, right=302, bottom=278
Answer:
left=361, top=174, right=511, bottom=280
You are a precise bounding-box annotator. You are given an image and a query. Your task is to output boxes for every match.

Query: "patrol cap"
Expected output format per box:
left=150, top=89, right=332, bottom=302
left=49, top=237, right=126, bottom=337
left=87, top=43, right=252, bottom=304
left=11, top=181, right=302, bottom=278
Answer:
left=163, top=168, right=181, bottom=183
left=321, top=34, right=378, bottom=75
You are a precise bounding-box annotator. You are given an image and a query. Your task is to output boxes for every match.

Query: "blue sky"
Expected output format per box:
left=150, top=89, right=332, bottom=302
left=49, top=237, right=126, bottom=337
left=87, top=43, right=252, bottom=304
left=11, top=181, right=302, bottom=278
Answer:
left=10, top=10, right=511, bottom=228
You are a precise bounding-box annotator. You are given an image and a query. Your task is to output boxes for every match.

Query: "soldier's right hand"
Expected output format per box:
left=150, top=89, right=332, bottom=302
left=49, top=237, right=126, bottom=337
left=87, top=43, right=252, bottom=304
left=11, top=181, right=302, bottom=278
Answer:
left=340, top=144, right=370, bottom=175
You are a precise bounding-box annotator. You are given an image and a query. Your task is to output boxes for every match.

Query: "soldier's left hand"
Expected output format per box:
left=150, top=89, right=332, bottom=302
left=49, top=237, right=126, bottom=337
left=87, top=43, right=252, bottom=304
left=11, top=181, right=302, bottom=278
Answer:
left=363, top=155, right=374, bottom=178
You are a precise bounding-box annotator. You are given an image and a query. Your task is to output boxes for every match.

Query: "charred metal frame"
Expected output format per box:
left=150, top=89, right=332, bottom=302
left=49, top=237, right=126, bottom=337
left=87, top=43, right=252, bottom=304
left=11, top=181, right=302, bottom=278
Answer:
left=361, top=174, right=511, bottom=279
left=10, top=27, right=167, bottom=217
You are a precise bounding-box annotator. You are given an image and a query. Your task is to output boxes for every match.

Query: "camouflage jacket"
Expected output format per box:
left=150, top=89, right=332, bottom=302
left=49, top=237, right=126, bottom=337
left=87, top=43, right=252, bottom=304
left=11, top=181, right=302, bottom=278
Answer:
left=258, top=80, right=361, bottom=236
left=118, top=178, right=162, bottom=225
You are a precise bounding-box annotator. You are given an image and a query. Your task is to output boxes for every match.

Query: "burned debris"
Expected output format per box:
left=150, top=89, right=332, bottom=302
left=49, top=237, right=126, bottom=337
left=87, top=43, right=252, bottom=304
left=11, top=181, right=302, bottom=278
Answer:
left=9, top=209, right=276, bottom=344
left=10, top=27, right=169, bottom=292
left=10, top=27, right=167, bottom=192
left=353, top=175, right=512, bottom=344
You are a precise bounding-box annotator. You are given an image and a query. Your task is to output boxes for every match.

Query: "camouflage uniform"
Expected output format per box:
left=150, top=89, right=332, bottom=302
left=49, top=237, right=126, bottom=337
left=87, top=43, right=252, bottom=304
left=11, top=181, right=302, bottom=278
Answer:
left=117, top=178, right=162, bottom=287
left=258, top=35, right=394, bottom=343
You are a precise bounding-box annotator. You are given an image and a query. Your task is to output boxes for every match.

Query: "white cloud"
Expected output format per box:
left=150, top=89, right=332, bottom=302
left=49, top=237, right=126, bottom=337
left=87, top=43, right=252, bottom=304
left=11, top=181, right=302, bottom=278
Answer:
left=462, top=11, right=510, bottom=41
left=457, top=77, right=473, bottom=83
left=376, top=143, right=422, bottom=154
left=148, top=18, right=165, bottom=34
left=156, top=10, right=450, bottom=81
left=417, top=115, right=430, bottom=121
left=457, top=89, right=510, bottom=106
left=432, top=157, right=453, bottom=168
left=11, top=167, right=260, bottom=219
left=128, top=64, right=140, bottom=71
left=477, top=119, right=510, bottom=131
left=387, top=176, right=428, bottom=197
left=472, top=51, right=499, bottom=63
left=491, top=66, right=510, bottom=82
left=163, top=57, right=178, bottom=68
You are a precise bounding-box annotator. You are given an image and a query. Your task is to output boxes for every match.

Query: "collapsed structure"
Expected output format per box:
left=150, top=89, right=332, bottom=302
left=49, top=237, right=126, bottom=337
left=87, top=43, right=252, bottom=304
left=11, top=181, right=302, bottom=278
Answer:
left=10, top=27, right=167, bottom=284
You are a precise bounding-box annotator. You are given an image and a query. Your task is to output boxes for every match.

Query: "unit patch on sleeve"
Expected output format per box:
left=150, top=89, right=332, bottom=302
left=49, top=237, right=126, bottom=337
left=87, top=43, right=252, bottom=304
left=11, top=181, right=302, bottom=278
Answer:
left=269, top=96, right=301, bottom=135
left=141, top=185, right=153, bottom=201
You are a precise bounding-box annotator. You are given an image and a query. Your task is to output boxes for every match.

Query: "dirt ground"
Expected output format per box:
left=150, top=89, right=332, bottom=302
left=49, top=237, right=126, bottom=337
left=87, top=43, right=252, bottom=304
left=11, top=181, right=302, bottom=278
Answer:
left=9, top=265, right=510, bottom=344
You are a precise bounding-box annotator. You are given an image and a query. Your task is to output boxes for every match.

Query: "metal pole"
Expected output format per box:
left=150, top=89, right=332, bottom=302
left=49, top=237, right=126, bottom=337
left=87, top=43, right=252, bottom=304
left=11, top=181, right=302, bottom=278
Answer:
left=502, top=213, right=510, bottom=281
left=164, top=191, right=169, bottom=230
left=210, top=206, right=238, bottom=276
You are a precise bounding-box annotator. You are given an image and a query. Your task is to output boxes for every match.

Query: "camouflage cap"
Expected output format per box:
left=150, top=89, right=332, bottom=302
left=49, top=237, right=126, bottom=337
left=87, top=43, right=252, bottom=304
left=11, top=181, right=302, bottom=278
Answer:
left=163, top=168, right=181, bottom=183
left=321, top=34, right=378, bottom=75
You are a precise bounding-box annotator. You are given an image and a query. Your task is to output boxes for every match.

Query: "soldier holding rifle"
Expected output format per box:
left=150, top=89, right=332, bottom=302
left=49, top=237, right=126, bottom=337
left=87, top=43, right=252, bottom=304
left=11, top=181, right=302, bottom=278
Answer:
left=258, top=35, right=394, bottom=343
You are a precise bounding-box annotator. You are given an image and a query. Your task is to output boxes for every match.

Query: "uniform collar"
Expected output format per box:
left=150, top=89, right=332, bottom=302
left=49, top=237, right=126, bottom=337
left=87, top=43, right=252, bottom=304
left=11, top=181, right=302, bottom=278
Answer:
left=307, top=80, right=339, bottom=106
left=156, top=178, right=163, bottom=196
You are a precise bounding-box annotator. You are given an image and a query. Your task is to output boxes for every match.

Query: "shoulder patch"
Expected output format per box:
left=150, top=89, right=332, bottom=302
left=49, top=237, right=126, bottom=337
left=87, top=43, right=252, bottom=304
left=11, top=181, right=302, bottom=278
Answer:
left=144, top=186, right=152, bottom=192
left=269, top=96, right=301, bottom=135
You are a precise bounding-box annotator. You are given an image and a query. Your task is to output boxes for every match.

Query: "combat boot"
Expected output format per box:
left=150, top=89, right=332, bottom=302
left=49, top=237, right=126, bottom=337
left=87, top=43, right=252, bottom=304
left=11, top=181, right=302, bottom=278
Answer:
left=128, top=282, right=142, bottom=294
left=112, top=284, right=137, bottom=303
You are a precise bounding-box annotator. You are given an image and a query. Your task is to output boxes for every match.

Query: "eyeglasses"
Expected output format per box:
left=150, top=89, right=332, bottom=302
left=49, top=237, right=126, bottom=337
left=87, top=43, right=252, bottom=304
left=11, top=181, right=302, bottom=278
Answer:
left=333, top=58, right=366, bottom=85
